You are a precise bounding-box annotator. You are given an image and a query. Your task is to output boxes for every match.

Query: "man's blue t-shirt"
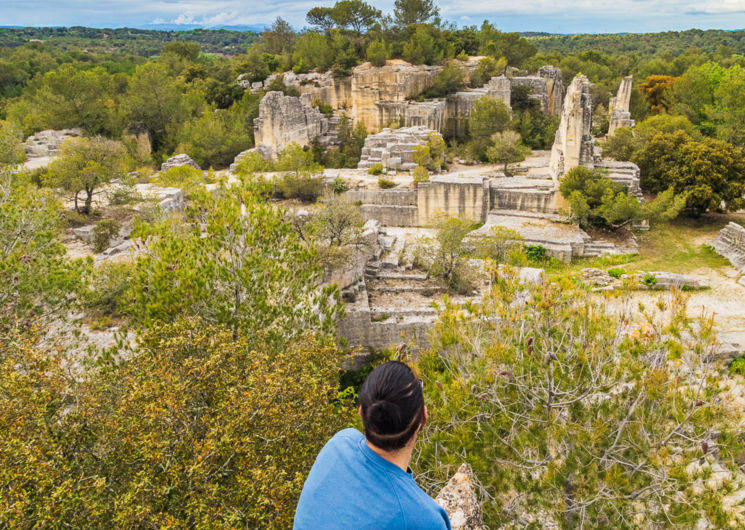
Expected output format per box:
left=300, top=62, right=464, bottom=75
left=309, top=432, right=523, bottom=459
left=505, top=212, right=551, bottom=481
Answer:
left=294, top=428, right=451, bottom=530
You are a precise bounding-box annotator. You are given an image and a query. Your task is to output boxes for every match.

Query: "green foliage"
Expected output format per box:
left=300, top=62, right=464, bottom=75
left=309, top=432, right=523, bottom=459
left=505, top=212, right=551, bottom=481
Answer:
left=414, top=215, right=478, bottom=294
left=0, top=171, right=90, bottom=331
left=124, top=186, right=341, bottom=338
left=378, top=177, right=396, bottom=189
left=485, top=130, right=530, bottom=174
left=0, top=121, right=25, bottom=166
left=402, top=24, right=443, bottom=66
left=524, top=243, right=547, bottom=263
left=560, top=166, right=684, bottom=229
left=607, top=267, right=624, bottom=278
left=92, top=219, right=121, bottom=253
left=368, top=162, right=384, bottom=175
left=394, top=0, right=439, bottom=26
left=730, top=355, right=745, bottom=376
left=0, top=318, right=352, bottom=527
left=470, top=56, right=506, bottom=87
left=312, top=197, right=365, bottom=247
left=412, top=165, right=429, bottom=185
left=366, top=39, right=389, bottom=67
left=468, top=96, right=511, bottom=159
left=152, top=165, right=209, bottom=198
left=277, top=173, right=325, bottom=201
left=472, top=225, right=524, bottom=263
left=423, top=60, right=465, bottom=98
left=44, top=136, right=126, bottom=214
left=292, top=32, right=335, bottom=73
left=415, top=278, right=741, bottom=527
left=232, top=150, right=272, bottom=176
left=642, top=272, right=658, bottom=286
left=602, top=127, right=637, bottom=161
left=332, top=176, right=348, bottom=194
left=412, top=132, right=447, bottom=171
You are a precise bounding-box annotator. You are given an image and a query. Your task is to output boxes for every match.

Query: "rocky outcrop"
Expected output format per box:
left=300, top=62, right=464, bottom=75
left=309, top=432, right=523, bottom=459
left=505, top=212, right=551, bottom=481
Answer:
left=435, top=465, right=485, bottom=530
left=134, top=184, right=185, bottom=212
left=711, top=222, right=745, bottom=274
left=357, top=126, right=437, bottom=171
left=549, top=75, right=594, bottom=181
left=161, top=154, right=200, bottom=172
left=254, top=91, right=335, bottom=159
left=24, top=128, right=83, bottom=159
left=510, top=65, right=564, bottom=116
left=608, top=76, right=635, bottom=137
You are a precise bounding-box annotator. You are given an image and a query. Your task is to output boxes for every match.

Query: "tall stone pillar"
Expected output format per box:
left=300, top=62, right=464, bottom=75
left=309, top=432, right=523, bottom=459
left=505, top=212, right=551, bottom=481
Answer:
left=608, top=76, right=635, bottom=137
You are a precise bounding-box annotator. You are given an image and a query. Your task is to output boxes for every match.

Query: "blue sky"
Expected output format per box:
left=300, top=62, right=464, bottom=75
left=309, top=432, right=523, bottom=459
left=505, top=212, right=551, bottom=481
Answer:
left=2, top=0, right=745, bottom=33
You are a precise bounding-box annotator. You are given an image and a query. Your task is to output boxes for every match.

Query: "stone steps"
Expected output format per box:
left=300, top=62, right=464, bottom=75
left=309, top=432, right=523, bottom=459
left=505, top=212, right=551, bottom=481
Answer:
left=487, top=209, right=566, bottom=222
left=583, top=241, right=618, bottom=257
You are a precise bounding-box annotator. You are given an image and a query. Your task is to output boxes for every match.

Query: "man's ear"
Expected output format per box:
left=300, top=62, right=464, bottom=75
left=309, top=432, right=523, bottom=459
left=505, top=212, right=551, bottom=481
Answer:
left=422, top=405, right=428, bottom=426
left=358, top=405, right=363, bottom=420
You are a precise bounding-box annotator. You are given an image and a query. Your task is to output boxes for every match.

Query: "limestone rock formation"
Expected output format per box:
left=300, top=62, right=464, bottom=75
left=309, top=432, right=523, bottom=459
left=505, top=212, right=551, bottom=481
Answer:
left=24, top=128, right=83, bottom=159
left=510, top=65, right=564, bottom=116
left=161, top=154, right=200, bottom=172
left=711, top=222, right=745, bottom=274
left=134, top=184, right=185, bottom=212
left=435, top=464, right=485, bottom=530
left=549, top=75, right=594, bottom=181
left=608, top=76, right=635, bottom=136
left=253, top=91, right=334, bottom=159
left=357, top=126, right=437, bottom=171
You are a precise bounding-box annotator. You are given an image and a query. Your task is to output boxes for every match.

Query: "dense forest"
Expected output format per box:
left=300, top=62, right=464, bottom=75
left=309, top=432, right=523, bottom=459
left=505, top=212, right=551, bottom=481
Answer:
left=2, top=0, right=745, bottom=527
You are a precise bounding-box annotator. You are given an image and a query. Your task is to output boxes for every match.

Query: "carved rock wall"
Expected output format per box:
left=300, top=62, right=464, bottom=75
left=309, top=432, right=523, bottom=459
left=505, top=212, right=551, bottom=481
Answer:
left=357, top=126, right=437, bottom=171
left=608, top=76, right=635, bottom=136
left=711, top=222, right=745, bottom=274
left=25, top=128, right=83, bottom=159
left=549, top=75, right=594, bottom=180
left=253, top=91, right=331, bottom=158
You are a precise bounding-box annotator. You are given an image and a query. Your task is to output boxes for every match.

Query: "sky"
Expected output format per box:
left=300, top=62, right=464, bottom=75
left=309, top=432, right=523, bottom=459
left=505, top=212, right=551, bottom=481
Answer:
left=1, top=0, right=745, bottom=34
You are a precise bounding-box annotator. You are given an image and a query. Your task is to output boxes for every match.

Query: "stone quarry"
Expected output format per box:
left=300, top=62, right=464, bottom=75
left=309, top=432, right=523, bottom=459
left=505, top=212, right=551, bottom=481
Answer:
left=253, top=91, right=338, bottom=158
left=549, top=74, right=594, bottom=181
left=357, top=126, right=437, bottom=171
left=608, top=76, right=635, bottom=137
left=247, top=59, right=567, bottom=158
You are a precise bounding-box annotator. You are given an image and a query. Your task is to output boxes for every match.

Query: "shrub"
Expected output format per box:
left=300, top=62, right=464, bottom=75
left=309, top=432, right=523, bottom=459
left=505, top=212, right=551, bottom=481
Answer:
left=233, top=151, right=272, bottom=176
left=109, top=183, right=141, bottom=205
left=525, top=244, right=547, bottom=263
left=368, top=163, right=384, bottom=175
left=332, top=176, right=347, bottom=194
left=607, top=268, right=624, bottom=279
left=378, top=177, right=396, bottom=189
left=642, top=272, right=657, bottom=286
left=276, top=173, right=325, bottom=202
left=730, top=355, right=745, bottom=376
left=366, top=39, right=389, bottom=67
left=93, top=219, right=121, bottom=253
left=412, top=165, right=429, bottom=185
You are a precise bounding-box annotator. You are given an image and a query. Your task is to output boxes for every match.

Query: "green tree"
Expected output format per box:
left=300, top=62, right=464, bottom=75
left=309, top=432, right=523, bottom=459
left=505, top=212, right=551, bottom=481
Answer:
left=0, top=120, right=25, bottom=166
left=469, top=56, right=507, bottom=87
left=162, top=41, right=201, bottom=61
left=412, top=132, right=447, bottom=171
left=485, top=130, right=530, bottom=174
left=0, top=170, right=90, bottom=331
left=124, top=62, right=189, bottom=153
left=712, top=64, right=745, bottom=147
left=415, top=277, right=743, bottom=527
left=366, top=39, right=389, bottom=67
left=425, top=60, right=465, bottom=97
left=468, top=96, right=511, bottom=159
left=602, top=127, right=638, bottom=161
left=402, top=24, right=443, bottom=65
left=394, top=0, right=440, bottom=26
left=292, top=32, right=335, bottom=73
left=125, top=186, right=340, bottom=339
left=262, top=17, right=296, bottom=55
left=413, top=215, right=477, bottom=294
left=44, top=136, right=126, bottom=214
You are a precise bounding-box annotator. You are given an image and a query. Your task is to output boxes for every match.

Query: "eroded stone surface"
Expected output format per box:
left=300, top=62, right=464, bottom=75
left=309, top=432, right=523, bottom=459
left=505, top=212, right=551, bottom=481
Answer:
left=435, top=464, right=485, bottom=530
left=161, top=153, right=200, bottom=172
left=357, top=126, right=437, bottom=171
left=25, top=128, right=83, bottom=159
left=711, top=222, right=745, bottom=274
left=608, top=76, right=635, bottom=136
left=549, top=75, right=594, bottom=180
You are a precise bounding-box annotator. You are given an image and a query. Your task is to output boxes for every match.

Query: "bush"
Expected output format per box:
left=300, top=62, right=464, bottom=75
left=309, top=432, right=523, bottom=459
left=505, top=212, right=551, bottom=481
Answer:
left=525, top=244, right=547, bottom=263
left=276, top=173, right=325, bottom=202
left=332, top=176, right=347, bottom=194
left=412, top=165, right=429, bottom=185
left=607, top=268, right=624, bottom=279
left=730, top=355, right=745, bottom=376
left=368, top=163, right=384, bottom=175
left=642, top=272, right=657, bottom=286
left=109, top=182, right=141, bottom=205
left=366, top=39, right=389, bottom=67
left=378, top=177, right=396, bottom=189
left=93, top=219, right=121, bottom=253
left=233, top=151, right=273, bottom=176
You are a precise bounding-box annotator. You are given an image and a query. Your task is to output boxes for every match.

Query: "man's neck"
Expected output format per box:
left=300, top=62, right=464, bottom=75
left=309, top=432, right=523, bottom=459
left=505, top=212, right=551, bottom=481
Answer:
left=366, top=439, right=414, bottom=472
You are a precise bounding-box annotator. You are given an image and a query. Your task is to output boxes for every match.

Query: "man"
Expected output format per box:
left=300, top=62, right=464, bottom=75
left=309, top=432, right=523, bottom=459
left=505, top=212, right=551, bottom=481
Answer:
left=294, top=361, right=451, bottom=529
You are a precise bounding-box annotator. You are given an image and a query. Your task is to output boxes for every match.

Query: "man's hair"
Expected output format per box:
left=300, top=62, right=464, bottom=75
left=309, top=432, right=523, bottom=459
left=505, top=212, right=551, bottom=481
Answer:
left=359, top=361, right=425, bottom=451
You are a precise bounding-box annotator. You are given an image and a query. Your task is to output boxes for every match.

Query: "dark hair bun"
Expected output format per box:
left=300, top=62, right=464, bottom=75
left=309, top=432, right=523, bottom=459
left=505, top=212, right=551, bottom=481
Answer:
left=359, top=361, right=425, bottom=451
